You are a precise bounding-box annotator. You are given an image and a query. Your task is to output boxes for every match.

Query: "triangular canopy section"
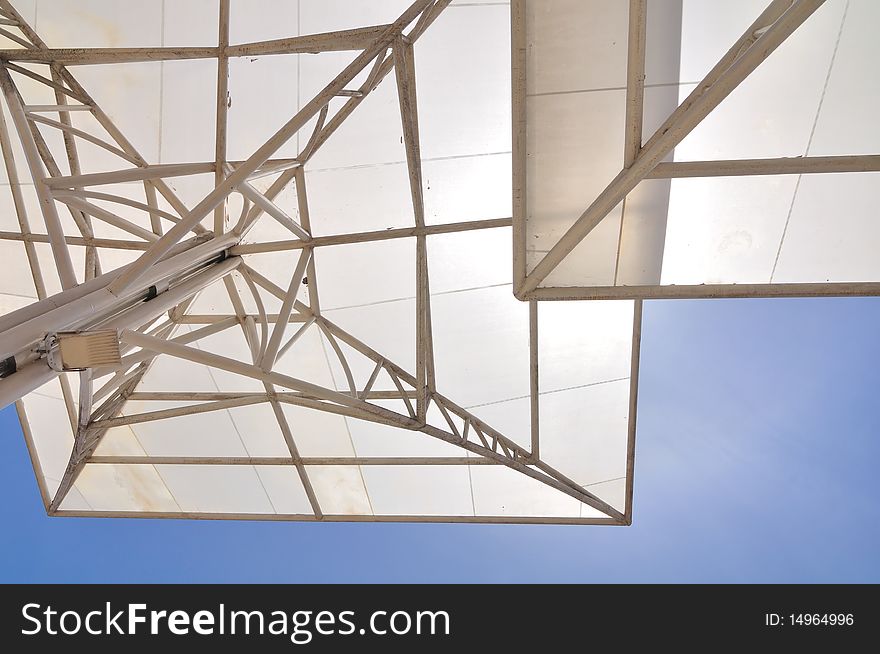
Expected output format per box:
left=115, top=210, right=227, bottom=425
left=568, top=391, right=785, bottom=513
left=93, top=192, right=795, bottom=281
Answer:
left=515, top=0, right=880, bottom=299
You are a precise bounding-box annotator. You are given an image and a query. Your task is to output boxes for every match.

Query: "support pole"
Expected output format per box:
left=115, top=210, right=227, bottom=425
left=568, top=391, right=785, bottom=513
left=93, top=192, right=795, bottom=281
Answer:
left=214, top=0, right=230, bottom=236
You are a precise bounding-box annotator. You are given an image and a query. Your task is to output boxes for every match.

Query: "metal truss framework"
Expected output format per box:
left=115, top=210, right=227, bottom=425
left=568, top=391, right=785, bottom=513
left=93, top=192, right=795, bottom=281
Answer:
left=0, top=0, right=633, bottom=524
left=513, top=0, right=880, bottom=301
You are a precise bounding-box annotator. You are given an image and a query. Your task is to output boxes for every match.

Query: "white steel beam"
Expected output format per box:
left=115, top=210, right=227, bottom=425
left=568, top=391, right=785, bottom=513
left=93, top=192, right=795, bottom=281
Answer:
left=649, top=154, right=880, bottom=178
left=624, top=0, right=647, bottom=167
left=394, top=35, right=435, bottom=420
left=88, top=456, right=496, bottom=466
left=229, top=217, right=512, bottom=254
left=0, top=26, right=395, bottom=64
left=214, top=0, right=230, bottom=236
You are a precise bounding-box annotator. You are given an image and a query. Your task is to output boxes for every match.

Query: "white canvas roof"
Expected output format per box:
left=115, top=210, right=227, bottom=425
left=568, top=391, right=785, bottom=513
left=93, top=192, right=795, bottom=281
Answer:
left=0, top=0, right=639, bottom=524
left=515, top=0, right=880, bottom=299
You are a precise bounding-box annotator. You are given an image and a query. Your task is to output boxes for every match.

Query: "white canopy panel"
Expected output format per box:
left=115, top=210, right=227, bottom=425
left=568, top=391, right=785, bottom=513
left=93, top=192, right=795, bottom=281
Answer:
left=1, top=0, right=640, bottom=524
left=515, top=0, right=880, bottom=299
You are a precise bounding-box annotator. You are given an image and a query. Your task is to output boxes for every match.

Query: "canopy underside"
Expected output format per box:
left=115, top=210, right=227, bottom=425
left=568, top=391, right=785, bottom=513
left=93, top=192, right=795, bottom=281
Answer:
left=1, top=0, right=639, bottom=524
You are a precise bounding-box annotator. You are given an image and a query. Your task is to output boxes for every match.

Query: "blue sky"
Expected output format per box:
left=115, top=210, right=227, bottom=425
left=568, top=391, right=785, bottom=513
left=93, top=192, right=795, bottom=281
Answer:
left=1, top=297, right=878, bottom=583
